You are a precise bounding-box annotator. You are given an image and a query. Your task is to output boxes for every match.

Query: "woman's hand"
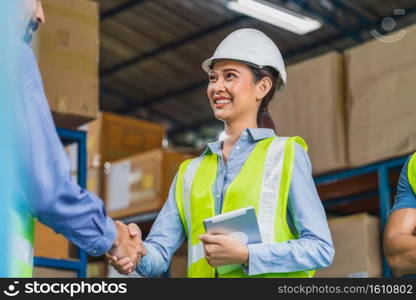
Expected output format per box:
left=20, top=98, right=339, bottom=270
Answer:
left=199, top=234, right=249, bottom=267
left=106, top=223, right=146, bottom=275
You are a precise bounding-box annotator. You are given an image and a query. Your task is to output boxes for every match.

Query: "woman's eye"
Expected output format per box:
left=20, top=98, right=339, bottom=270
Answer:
left=209, top=75, right=216, bottom=81
left=226, top=73, right=236, bottom=79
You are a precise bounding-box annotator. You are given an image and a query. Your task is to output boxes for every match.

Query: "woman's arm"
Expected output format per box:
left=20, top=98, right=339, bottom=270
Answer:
left=244, top=144, right=334, bottom=275
left=135, top=175, right=187, bottom=277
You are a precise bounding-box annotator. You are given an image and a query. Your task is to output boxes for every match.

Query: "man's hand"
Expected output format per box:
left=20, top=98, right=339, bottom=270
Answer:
left=106, top=221, right=146, bottom=275
left=199, top=234, right=248, bottom=267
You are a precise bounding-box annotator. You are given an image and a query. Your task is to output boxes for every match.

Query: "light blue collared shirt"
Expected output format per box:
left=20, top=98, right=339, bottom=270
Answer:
left=15, top=40, right=115, bottom=256
left=137, top=128, right=334, bottom=277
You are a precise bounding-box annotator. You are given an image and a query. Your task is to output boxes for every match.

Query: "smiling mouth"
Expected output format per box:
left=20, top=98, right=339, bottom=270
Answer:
left=213, top=98, right=233, bottom=107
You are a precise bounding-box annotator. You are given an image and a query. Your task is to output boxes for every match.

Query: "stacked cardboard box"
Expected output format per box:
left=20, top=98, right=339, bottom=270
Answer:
left=34, top=267, right=77, bottom=278
left=88, top=261, right=107, bottom=278
left=269, top=52, right=347, bottom=175
left=32, top=0, right=99, bottom=129
left=315, top=213, right=382, bottom=277
left=170, top=243, right=188, bottom=278
left=34, top=222, right=77, bottom=260
left=345, top=25, right=416, bottom=167
left=103, top=149, right=192, bottom=218
left=65, top=112, right=167, bottom=197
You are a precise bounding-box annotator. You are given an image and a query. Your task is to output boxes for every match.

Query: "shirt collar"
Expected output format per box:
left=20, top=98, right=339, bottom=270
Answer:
left=201, top=128, right=276, bottom=156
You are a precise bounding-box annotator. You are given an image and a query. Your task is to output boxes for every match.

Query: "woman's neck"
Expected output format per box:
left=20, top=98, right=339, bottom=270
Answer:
left=223, top=119, right=258, bottom=148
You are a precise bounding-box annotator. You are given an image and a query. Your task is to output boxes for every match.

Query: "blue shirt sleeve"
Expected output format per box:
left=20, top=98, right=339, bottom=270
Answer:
left=244, top=144, right=335, bottom=275
left=17, top=41, right=115, bottom=256
left=390, top=157, right=416, bottom=213
left=136, top=174, right=186, bottom=277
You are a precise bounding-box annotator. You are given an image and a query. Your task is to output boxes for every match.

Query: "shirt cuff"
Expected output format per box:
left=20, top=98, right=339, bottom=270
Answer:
left=136, top=243, right=159, bottom=278
left=243, top=243, right=264, bottom=276
left=86, top=217, right=116, bottom=256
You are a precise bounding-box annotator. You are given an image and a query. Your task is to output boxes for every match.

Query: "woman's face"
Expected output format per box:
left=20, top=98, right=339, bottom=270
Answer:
left=207, top=60, right=261, bottom=124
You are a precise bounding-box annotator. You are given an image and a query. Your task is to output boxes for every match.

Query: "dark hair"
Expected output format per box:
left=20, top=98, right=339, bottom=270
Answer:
left=248, top=65, right=281, bottom=131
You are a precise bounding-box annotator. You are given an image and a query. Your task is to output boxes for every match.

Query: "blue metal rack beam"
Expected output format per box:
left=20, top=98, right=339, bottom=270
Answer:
left=34, top=128, right=88, bottom=278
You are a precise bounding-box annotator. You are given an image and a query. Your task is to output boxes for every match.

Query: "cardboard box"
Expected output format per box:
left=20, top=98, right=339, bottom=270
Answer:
left=100, top=112, right=167, bottom=164
left=77, top=112, right=166, bottom=169
left=34, top=267, right=77, bottom=278
left=79, top=114, right=102, bottom=168
left=346, top=24, right=416, bottom=167
left=315, top=213, right=382, bottom=278
left=32, top=0, right=99, bottom=128
left=269, top=52, right=347, bottom=175
left=34, top=222, right=77, bottom=260
left=88, top=261, right=107, bottom=278
left=170, top=243, right=187, bottom=278
left=64, top=144, right=102, bottom=197
left=170, top=255, right=187, bottom=278
left=103, top=149, right=193, bottom=218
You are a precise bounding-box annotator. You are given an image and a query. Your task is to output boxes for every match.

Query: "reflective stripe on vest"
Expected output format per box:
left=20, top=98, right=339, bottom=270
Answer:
left=408, top=153, right=416, bottom=194
left=176, top=136, right=315, bottom=278
left=10, top=208, right=35, bottom=277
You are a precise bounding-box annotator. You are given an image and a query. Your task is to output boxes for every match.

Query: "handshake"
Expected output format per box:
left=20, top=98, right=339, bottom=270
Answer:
left=106, top=221, right=146, bottom=275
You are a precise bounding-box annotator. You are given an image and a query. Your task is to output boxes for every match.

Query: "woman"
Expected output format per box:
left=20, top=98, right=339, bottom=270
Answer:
left=110, top=28, right=334, bottom=278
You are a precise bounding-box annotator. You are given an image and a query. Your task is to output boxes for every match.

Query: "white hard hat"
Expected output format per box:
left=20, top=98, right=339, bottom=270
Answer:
left=202, top=28, right=287, bottom=90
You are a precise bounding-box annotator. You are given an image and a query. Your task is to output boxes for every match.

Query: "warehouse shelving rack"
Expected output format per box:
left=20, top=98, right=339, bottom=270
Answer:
left=315, top=156, right=409, bottom=278
left=120, top=155, right=409, bottom=278
left=33, top=127, right=88, bottom=278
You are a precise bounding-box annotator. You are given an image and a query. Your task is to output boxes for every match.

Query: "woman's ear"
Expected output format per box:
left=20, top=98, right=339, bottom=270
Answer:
left=255, top=77, right=273, bottom=101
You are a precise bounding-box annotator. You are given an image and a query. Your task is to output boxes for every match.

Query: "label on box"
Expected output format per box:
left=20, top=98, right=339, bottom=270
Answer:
left=108, top=161, right=131, bottom=211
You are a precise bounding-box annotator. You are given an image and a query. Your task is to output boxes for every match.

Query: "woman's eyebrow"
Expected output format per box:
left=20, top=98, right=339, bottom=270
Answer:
left=222, top=68, right=240, bottom=73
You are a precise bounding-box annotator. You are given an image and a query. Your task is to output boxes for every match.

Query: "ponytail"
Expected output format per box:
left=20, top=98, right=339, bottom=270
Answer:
left=249, top=66, right=281, bottom=131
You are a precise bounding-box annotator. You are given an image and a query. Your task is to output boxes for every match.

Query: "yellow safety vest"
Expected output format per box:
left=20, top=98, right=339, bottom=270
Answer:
left=10, top=207, right=35, bottom=277
left=175, top=136, right=316, bottom=278
left=408, top=153, right=416, bottom=194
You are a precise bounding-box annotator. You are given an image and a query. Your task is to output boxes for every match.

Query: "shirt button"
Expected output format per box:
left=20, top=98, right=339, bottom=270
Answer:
left=236, top=146, right=240, bottom=150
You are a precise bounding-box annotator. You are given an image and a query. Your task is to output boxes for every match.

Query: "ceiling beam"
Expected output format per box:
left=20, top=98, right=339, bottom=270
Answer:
left=100, top=15, right=248, bottom=77
left=100, top=0, right=150, bottom=21
left=117, top=80, right=207, bottom=115
left=100, top=86, right=184, bottom=127
left=289, top=0, right=362, bottom=42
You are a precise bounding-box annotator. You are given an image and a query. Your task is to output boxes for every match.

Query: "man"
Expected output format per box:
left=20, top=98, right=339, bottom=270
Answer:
left=0, top=0, right=144, bottom=277
left=384, top=153, right=416, bottom=277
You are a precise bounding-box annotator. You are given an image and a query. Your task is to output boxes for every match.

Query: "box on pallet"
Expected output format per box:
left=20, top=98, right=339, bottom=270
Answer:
left=346, top=24, right=416, bottom=167
left=269, top=52, right=347, bottom=175
left=32, top=0, right=99, bottom=128
left=315, top=213, right=382, bottom=277
left=103, top=149, right=193, bottom=218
